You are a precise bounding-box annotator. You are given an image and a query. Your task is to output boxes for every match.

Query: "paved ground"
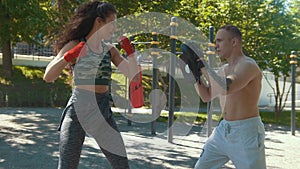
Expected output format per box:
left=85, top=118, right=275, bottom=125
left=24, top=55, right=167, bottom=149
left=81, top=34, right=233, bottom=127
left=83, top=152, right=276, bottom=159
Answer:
left=0, top=107, right=299, bottom=169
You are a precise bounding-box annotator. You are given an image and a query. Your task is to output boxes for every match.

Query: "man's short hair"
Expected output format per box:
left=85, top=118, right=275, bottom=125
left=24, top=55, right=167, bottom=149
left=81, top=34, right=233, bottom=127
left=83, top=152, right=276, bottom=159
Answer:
left=220, top=25, right=242, bottom=41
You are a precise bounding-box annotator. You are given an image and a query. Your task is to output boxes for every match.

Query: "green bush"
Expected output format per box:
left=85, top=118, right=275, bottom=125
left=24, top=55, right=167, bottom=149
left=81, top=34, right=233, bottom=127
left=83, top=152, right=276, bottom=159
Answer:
left=1, top=66, right=299, bottom=126
left=0, top=66, right=72, bottom=107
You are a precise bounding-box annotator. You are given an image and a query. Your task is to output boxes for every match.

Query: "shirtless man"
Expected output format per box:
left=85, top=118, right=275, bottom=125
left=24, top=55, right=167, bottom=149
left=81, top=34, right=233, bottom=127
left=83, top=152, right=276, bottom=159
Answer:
left=192, top=25, right=266, bottom=169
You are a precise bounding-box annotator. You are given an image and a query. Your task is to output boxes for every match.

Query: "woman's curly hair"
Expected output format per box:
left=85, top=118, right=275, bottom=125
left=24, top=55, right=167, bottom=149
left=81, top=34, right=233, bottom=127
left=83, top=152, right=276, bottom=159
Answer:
left=54, top=1, right=117, bottom=54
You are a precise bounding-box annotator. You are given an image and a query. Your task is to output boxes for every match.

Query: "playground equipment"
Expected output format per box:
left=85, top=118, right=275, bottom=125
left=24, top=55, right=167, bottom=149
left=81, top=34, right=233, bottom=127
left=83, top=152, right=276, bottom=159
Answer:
left=114, top=15, right=220, bottom=143
left=290, top=51, right=297, bottom=136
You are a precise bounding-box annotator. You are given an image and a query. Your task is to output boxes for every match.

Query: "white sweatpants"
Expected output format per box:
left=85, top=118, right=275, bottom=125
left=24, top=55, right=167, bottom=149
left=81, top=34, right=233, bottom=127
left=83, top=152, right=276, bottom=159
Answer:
left=194, top=116, right=266, bottom=169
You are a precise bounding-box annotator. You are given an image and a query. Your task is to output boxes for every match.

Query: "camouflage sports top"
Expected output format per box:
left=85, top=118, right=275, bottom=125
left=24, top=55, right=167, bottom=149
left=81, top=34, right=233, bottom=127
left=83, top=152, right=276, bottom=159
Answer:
left=73, top=41, right=112, bottom=86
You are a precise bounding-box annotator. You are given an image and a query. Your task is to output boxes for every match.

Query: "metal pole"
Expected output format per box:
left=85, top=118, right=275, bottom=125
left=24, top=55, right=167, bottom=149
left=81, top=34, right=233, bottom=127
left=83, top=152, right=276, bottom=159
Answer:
left=168, top=17, right=177, bottom=143
left=127, top=37, right=134, bottom=126
left=127, top=76, right=132, bottom=126
left=207, top=26, right=214, bottom=137
left=151, top=28, right=159, bottom=135
left=290, top=51, right=297, bottom=136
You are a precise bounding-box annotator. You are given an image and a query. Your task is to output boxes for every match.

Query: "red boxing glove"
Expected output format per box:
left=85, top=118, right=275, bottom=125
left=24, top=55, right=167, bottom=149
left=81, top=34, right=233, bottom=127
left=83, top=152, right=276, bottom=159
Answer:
left=64, top=41, right=87, bottom=62
left=119, top=36, right=134, bottom=57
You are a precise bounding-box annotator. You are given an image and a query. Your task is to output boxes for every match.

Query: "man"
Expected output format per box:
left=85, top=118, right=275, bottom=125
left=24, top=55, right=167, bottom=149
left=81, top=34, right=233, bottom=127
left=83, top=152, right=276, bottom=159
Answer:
left=183, top=25, right=266, bottom=169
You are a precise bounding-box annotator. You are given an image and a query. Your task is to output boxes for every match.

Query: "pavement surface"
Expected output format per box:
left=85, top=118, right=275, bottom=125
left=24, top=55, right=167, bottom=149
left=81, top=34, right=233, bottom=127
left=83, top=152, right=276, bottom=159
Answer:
left=0, top=107, right=299, bottom=169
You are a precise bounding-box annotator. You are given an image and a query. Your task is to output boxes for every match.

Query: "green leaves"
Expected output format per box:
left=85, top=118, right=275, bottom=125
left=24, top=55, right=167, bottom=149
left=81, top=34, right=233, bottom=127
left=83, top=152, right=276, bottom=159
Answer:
left=0, top=0, right=58, bottom=45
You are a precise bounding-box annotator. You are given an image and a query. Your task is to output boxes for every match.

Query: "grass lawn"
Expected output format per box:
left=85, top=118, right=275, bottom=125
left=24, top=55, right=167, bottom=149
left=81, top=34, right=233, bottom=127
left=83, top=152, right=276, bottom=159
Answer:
left=0, top=66, right=72, bottom=107
left=1, top=66, right=299, bottom=128
left=156, top=110, right=300, bottom=128
left=260, top=110, right=300, bottom=127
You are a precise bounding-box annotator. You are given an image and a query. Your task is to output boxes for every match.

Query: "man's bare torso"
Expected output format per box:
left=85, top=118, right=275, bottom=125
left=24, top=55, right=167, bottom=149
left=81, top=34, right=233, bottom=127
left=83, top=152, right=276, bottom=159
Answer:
left=220, top=57, right=262, bottom=121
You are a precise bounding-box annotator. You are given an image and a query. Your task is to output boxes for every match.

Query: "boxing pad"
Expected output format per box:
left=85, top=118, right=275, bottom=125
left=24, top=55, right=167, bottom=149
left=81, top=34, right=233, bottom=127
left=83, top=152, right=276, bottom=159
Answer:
left=129, top=66, right=144, bottom=108
left=179, top=42, right=205, bottom=83
left=119, top=36, right=144, bottom=108
left=178, top=56, right=199, bottom=84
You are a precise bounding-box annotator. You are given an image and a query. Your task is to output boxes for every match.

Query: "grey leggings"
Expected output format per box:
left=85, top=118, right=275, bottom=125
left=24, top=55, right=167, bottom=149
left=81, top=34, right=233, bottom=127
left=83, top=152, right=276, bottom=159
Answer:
left=58, top=89, right=129, bottom=169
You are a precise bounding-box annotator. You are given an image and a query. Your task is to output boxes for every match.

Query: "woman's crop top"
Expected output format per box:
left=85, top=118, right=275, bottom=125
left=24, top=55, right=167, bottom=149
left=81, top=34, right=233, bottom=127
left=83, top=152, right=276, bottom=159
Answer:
left=73, top=42, right=112, bottom=86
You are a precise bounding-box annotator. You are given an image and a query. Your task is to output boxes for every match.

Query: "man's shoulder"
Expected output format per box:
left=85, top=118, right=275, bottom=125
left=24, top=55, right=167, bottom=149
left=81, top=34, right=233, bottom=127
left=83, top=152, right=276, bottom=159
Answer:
left=240, top=56, right=260, bottom=69
left=243, top=56, right=256, bottom=63
left=235, top=56, right=262, bottom=79
left=243, top=56, right=262, bottom=79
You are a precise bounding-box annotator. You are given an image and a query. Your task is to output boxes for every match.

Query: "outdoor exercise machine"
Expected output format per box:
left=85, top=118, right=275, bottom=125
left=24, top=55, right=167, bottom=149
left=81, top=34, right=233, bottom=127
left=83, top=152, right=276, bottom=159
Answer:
left=290, top=51, right=298, bottom=136
left=120, top=17, right=217, bottom=143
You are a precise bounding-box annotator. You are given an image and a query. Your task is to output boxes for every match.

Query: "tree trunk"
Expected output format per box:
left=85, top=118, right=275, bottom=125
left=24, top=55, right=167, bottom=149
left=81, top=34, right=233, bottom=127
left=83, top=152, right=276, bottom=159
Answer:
left=1, top=40, right=12, bottom=77
left=274, top=76, right=280, bottom=117
left=0, top=2, right=12, bottom=77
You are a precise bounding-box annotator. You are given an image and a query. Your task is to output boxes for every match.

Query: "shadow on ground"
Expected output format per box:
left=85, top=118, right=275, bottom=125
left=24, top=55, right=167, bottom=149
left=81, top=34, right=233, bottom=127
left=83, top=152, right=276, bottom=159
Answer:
left=0, top=108, right=201, bottom=169
left=1, top=108, right=299, bottom=169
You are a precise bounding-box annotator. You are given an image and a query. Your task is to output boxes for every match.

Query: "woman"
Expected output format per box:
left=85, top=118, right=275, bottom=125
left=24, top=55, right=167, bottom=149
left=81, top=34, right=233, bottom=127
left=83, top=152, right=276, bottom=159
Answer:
left=44, top=1, right=139, bottom=169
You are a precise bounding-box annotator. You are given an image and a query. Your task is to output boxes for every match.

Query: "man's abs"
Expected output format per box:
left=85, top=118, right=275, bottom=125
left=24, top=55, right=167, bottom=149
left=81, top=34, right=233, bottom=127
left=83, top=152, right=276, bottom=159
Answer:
left=222, top=93, right=260, bottom=121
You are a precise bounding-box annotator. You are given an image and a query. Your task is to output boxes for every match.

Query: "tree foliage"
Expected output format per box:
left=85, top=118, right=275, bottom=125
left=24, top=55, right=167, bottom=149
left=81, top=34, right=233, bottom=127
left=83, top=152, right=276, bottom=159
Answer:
left=0, top=0, right=299, bottom=113
left=0, top=0, right=58, bottom=76
left=174, top=0, right=299, bottom=114
left=0, top=0, right=59, bottom=45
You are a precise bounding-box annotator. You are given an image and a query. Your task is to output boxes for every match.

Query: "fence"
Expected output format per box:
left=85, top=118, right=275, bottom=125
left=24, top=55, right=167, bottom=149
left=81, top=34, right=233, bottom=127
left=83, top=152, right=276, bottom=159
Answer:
left=13, top=42, right=54, bottom=57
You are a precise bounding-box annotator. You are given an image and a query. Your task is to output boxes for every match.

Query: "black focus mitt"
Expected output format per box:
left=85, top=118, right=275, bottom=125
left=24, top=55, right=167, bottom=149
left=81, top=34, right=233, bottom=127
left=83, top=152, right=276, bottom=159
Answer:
left=178, top=42, right=205, bottom=84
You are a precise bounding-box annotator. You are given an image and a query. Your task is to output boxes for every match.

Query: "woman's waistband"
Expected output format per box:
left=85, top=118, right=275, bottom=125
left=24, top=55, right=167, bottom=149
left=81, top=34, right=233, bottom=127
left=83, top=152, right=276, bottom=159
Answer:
left=73, top=87, right=110, bottom=98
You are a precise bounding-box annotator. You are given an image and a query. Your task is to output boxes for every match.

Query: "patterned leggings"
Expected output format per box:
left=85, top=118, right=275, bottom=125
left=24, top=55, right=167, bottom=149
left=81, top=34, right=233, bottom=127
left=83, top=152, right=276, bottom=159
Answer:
left=58, top=89, right=129, bottom=169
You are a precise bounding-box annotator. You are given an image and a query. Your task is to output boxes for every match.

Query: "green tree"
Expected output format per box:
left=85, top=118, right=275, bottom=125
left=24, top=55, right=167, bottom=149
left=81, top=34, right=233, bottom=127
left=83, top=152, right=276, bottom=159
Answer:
left=174, top=0, right=299, bottom=114
left=256, top=0, right=298, bottom=115
left=53, top=0, right=87, bottom=39
left=287, top=0, right=300, bottom=55
left=0, top=0, right=58, bottom=76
